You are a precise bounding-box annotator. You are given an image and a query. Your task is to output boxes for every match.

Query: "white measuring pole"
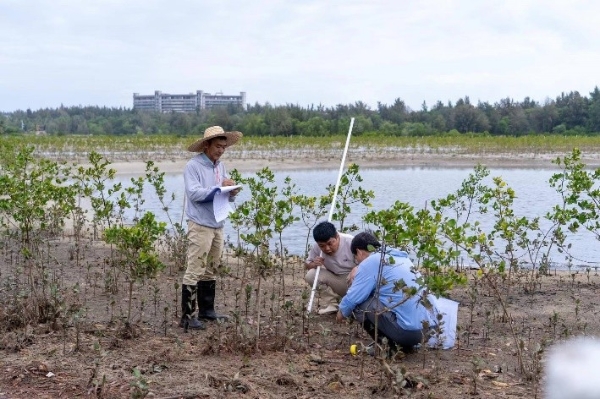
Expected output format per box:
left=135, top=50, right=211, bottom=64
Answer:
left=306, top=117, right=355, bottom=313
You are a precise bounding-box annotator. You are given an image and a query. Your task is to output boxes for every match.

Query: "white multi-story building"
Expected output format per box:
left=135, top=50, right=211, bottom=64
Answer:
left=133, top=90, right=246, bottom=112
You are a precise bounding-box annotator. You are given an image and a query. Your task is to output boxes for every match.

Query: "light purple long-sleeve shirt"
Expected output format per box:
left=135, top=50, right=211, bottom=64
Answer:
left=184, top=153, right=233, bottom=228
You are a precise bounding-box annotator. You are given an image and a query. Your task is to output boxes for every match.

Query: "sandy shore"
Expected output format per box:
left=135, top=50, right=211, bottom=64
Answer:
left=108, top=151, right=600, bottom=175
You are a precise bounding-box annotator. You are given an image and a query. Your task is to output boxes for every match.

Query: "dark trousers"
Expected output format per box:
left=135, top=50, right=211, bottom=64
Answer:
left=353, top=296, right=423, bottom=350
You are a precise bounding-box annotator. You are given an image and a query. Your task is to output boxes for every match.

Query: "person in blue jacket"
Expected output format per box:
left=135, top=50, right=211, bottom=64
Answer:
left=337, top=231, right=436, bottom=352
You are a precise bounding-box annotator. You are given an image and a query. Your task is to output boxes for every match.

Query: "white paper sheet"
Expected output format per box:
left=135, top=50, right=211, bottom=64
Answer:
left=212, top=185, right=241, bottom=222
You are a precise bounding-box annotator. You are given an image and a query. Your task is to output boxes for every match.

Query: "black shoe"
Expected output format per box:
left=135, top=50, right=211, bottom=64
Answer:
left=197, top=280, right=229, bottom=321
left=179, top=315, right=205, bottom=331
left=365, top=342, right=401, bottom=359
left=181, top=284, right=205, bottom=331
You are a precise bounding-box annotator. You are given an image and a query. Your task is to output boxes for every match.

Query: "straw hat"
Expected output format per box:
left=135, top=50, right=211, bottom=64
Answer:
left=187, top=126, right=243, bottom=152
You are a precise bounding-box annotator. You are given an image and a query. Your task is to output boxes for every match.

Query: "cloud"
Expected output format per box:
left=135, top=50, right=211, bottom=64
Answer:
left=1, top=0, right=599, bottom=111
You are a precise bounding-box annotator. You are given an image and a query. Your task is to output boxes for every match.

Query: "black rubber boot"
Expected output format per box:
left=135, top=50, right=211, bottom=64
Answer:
left=197, top=280, right=229, bottom=321
left=180, top=284, right=205, bottom=331
left=362, top=318, right=399, bottom=356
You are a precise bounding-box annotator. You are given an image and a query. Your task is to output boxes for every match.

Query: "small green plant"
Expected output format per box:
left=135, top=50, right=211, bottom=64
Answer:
left=327, top=163, right=374, bottom=232
left=148, top=167, right=187, bottom=270
left=293, top=192, right=329, bottom=258
left=273, top=176, right=299, bottom=300
left=0, top=145, right=74, bottom=248
left=104, top=212, right=166, bottom=325
left=470, top=356, right=484, bottom=395
left=130, top=367, right=149, bottom=399
left=230, top=167, right=279, bottom=349
left=549, top=148, right=600, bottom=264
left=71, top=152, right=121, bottom=234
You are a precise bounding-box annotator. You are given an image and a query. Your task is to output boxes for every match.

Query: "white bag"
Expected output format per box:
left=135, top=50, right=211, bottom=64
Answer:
left=427, top=297, right=459, bottom=350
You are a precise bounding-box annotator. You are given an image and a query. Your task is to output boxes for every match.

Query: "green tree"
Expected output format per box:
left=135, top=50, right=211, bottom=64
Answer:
left=453, top=98, right=490, bottom=133
left=587, top=86, right=600, bottom=133
left=556, top=91, right=588, bottom=129
left=265, top=107, right=293, bottom=136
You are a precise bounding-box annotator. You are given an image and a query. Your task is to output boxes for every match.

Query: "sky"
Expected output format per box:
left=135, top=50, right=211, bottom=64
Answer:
left=1, top=0, right=599, bottom=112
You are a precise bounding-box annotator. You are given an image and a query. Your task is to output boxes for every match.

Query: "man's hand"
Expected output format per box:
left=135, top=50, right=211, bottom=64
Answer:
left=222, top=178, right=241, bottom=196
left=222, top=178, right=236, bottom=186
left=336, top=310, right=345, bottom=323
left=305, top=256, right=325, bottom=270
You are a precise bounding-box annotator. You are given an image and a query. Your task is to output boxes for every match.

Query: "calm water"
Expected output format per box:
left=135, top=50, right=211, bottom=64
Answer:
left=114, top=167, right=600, bottom=270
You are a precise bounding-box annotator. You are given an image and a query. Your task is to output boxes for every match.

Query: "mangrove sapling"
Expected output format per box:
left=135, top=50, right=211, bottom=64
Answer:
left=364, top=200, right=467, bottom=299
left=0, top=146, right=80, bottom=327
left=66, top=168, right=94, bottom=269
left=130, top=367, right=149, bottom=399
left=326, top=163, right=375, bottom=233
left=548, top=311, right=560, bottom=340
left=244, top=283, right=252, bottom=318
left=281, top=299, right=296, bottom=352
left=231, top=167, right=279, bottom=349
left=108, top=163, right=169, bottom=298
left=138, top=297, right=146, bottom=326
left=479, top=176, right=534, bottom=299
left=72, top=152, right=121, bottom=236
left=273, top=176, right=299, bottom=301
left=150, top=281, right=161, bottom=318
left=441, top=168, right=548, bottom=293
left=0, top=144, right=74, bottom=252
left=475, top=267, right=527, bottom=373
left=162, top=305, right=169, bottom=336
left=88, top=353, right=107, bottom=397
left=428, top=313, right=446, bottom=369
left=293, top=192, right=329, bottom=258
left=547, top=149, right=600, bottom=286
left=228, top=169, right=249, bottom=278
left=455, top=172, right=564, bottom=337
left=144, top=161, right=188, bottom=270
left=432, top=164, right=490, bottom=269
left=72, top=153, right=128, bottom=295
left=173, top=281, right=180, bottom=320
left=103, top=212, right=166, bottom=326
left=433, top=189, right=537, bottom=376
left=232, top=290, right=242, bottom=336
left=470, top=356, right=484, bottom=395
left=115, top=172, right=147, bottom=225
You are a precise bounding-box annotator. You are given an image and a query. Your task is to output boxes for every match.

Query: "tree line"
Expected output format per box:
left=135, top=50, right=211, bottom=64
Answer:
left=2, top=87, right=600, bottom=137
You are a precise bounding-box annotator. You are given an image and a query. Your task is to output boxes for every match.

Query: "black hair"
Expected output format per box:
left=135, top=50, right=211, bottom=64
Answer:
left=312, top=221, right=337, bottom=243
left=206, top=136, right=228, bottom=145
left=350, top=231, right=381, bottom=255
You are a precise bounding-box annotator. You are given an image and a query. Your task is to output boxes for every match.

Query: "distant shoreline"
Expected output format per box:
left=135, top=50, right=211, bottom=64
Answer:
left=107, top=151, right=600, bottom=175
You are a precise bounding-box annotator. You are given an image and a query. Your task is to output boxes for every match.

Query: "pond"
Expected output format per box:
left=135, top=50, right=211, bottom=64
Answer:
left=114, top=166, right=600, bottom=271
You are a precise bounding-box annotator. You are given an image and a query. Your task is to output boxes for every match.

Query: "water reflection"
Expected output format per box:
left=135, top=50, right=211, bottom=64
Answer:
left=114, top=166, right=600, bottom=271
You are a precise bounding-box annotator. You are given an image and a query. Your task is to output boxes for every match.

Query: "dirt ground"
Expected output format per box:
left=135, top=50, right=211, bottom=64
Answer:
left=1, top=232, right=599, bottom=399
left=2, top=147, right=600, bottom=398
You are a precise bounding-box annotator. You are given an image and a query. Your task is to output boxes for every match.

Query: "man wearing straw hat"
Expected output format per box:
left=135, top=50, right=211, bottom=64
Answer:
left=180, top=126, right=242, bottom=330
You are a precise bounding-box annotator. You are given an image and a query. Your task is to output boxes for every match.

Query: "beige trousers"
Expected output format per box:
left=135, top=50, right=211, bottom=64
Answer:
left=182, top=221, right=224, bottom=285
left=304, top=267, right=349, bottom=307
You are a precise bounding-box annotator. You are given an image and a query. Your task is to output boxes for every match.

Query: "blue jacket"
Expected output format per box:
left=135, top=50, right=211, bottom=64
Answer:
left=339, top=248, right=435, bottom=331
